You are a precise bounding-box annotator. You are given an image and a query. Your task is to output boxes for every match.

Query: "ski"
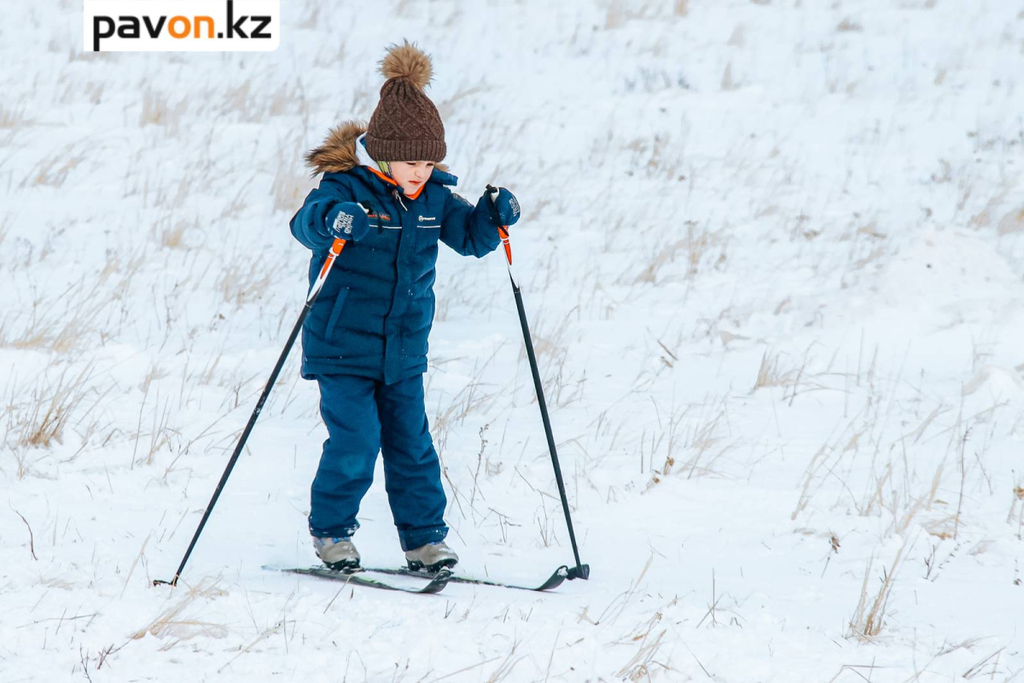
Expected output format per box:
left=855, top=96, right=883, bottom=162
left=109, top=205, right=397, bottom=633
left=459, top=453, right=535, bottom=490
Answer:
left=363, top=565, right=571, bottom=592
left=262, top=565, right=451, bottom=594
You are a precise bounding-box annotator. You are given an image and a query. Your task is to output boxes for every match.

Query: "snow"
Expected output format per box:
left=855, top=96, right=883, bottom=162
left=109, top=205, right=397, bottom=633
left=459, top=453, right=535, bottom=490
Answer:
left=2, top=0, right=1023, bottom=680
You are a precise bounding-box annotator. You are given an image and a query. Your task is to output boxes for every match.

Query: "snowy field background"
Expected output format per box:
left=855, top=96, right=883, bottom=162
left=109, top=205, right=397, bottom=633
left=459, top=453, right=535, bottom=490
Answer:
left=2, top=0, right=1023, bottom=680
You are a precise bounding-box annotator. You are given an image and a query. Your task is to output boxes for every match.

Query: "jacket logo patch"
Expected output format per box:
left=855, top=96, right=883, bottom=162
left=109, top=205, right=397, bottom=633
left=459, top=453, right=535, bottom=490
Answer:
left=418, top=215, right=436, bottom=221
left=368, top=212, right=392, bottom=221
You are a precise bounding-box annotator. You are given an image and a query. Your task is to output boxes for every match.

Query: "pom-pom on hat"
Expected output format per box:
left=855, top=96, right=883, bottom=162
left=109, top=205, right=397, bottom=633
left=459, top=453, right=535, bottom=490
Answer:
left=365, top=41, right=446, bottom=163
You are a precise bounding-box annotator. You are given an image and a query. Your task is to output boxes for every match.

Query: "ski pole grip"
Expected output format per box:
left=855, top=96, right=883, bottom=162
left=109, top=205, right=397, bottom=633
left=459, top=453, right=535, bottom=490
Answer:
left=485, top=184, right=505, bottom=227
left=485, top=185, right=513, bottom=266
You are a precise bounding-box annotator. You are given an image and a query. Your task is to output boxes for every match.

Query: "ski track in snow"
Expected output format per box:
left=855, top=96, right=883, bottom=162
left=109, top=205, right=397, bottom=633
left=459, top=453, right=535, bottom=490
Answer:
left=2, top=1, right=1023, bottom=681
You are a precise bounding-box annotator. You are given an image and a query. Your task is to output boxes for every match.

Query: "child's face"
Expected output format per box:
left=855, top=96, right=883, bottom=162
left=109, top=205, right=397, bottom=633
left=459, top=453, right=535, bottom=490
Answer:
left=390, top=160, right=434, bottom=196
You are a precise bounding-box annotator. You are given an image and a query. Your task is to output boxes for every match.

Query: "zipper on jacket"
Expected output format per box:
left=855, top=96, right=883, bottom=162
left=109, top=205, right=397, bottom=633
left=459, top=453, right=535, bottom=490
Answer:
left=392, top=188, right=408, bottom=212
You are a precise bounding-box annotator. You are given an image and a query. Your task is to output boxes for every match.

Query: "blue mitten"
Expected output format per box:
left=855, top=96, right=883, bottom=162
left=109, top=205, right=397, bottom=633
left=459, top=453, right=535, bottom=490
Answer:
left=324, top=202, right=371, bottom=242
left=487, top=187, right=521, bottom=226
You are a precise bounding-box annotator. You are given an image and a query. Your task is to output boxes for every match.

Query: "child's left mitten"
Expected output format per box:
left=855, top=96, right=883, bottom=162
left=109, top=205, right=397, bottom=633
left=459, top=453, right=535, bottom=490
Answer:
left=487, top=187, right=521, bottom=226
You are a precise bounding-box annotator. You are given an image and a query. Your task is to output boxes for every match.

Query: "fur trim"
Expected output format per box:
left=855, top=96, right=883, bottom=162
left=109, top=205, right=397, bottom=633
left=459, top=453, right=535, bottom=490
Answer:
left=380, top=40, right=433, bottom=89
left=304, top=121, right=366, bottom=175
left=304, top=120, right=449, bottom=176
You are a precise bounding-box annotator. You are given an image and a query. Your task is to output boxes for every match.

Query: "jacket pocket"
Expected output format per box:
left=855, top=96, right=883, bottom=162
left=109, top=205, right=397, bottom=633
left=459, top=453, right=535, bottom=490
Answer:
left=324, top=288, right=350, bottom=338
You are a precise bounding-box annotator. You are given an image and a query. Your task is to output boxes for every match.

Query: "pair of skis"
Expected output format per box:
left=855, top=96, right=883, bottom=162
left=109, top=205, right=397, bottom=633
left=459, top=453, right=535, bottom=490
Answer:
left=154, top=187, right=589, bottom=591
left=262, top=564, right=571, bottom=594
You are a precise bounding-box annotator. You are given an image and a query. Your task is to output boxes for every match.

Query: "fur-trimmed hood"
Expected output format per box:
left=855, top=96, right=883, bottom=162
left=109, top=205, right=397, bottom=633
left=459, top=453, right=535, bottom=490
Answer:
left=304, top=120, right=450, bottom=177
left=304, top=120, right=366, bottom=175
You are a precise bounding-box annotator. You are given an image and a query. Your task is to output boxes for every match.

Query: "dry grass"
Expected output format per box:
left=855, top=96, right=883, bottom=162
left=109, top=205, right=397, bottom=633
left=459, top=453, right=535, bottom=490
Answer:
left=604, top=0, right=682, bottom=29
left=140, top=90, right=188, bottom=132
left=533, top=494, right=558, bottom=548
left=836, top=18, right=864, bottom=33
left=1008, top=480, right=1024, bottom=540
left=849, top=541, right=908, bottom=639
left=436, top=80, right=488, bottom=120
left=20, top=145, right=86, bottom=188
left=130, top=391, right=175, bottom=469
left=605, top=0, right=627, bottom=29
left=997, top=203, right=1024, bottom=236
left=791, top=413, right=867, bottom=521
left=525, top=308, right=586, bottom=408
left=218, top=619, right=284, bottom=673
left=431, top=347, right=504, bottom=456
left=631, top=220, right=722, bottom=286
left=721, top=62, right=737, bottom=91
left=483, top=639, right=525, bottom=683
left=216, top=256, right=275, bottom=307
left=581, top=555, right=654, bottom=627
left=866, top=460, right=945, bottom=537
left=1, top=281, right=113, bottom=354
left=273, top=142, right=315, bottom=215
left=268, top=80, right=305, bottom=118
left=13, top=509, right=38, bottom=560
left=645, top=394, right=734, bottom=489
left=0, top=104, right=28, bottom=129
left=11, top=365, right=95, bottom=451
left=752, top=349, right=803, bottom=392
left=680, top=395, right=734, bottom=478
left=155, top=216, right=196, bottom=250
left=132, top=578, right=228, bottom=647
left=222, top=80, right=260, bottom=122
left=632, top=238, right=686, bottom=285
left=614, top=614, right=671, bottom=680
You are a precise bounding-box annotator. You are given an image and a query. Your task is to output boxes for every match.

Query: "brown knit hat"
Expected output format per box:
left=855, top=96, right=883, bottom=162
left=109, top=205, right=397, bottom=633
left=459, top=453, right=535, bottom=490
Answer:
left=365, top=41, right=446, bottom=162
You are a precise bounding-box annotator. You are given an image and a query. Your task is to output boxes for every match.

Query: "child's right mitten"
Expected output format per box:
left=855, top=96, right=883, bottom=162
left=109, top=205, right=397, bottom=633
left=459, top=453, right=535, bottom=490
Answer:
left=323, top=202, right=371, bottom=243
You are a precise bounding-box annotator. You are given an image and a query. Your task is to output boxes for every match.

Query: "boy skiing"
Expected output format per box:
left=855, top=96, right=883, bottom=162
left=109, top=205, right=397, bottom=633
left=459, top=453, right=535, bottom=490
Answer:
left=289, top=42, right=521, bottom=573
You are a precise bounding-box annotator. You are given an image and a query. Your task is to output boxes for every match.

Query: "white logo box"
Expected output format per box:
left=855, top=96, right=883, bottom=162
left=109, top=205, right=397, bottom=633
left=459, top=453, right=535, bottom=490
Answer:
left=84, top=0, right=280, bottom=52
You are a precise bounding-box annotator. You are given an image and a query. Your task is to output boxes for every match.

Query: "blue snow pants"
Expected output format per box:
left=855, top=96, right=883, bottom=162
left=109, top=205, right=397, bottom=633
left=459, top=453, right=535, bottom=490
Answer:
left=308, top=373, right=448, bottom=551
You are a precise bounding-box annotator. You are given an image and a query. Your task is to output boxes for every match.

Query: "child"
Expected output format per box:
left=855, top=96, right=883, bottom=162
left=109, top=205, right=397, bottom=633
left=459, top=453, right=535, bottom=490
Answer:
left=288, top=42, right=521, bottom=573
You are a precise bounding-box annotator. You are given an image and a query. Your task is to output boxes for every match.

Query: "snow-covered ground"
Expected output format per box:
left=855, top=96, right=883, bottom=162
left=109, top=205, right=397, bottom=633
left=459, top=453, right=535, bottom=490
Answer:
left=2, top=0, right=1023, bottom=680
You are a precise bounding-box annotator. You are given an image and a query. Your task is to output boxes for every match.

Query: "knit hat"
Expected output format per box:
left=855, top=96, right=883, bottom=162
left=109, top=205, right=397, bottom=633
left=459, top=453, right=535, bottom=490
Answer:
left=365, top=41, right=446, bottom=163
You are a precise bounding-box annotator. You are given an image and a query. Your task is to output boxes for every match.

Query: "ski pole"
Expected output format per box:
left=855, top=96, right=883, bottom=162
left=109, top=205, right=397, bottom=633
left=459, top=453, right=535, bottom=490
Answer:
left=154, top=237, right=348, bottom=587
left=485, top=185, right=590, bottom=581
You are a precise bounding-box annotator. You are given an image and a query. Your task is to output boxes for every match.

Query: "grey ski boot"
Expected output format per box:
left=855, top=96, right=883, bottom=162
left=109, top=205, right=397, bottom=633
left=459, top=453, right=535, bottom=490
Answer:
left=405, top=541, right=458, bottom=573
left=313, top=536, right=360, bottom=571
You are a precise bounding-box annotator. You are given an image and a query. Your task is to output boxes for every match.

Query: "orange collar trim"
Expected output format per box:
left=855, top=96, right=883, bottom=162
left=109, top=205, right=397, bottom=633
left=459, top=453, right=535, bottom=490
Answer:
left=364, top=165, right=426, bottom=200
left=365, top=165, right=397, bottom=187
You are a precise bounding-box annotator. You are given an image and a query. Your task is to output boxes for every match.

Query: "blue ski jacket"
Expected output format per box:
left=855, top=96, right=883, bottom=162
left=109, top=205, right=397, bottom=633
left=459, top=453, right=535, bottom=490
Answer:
left=289, top=121, right=501, bottom=384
